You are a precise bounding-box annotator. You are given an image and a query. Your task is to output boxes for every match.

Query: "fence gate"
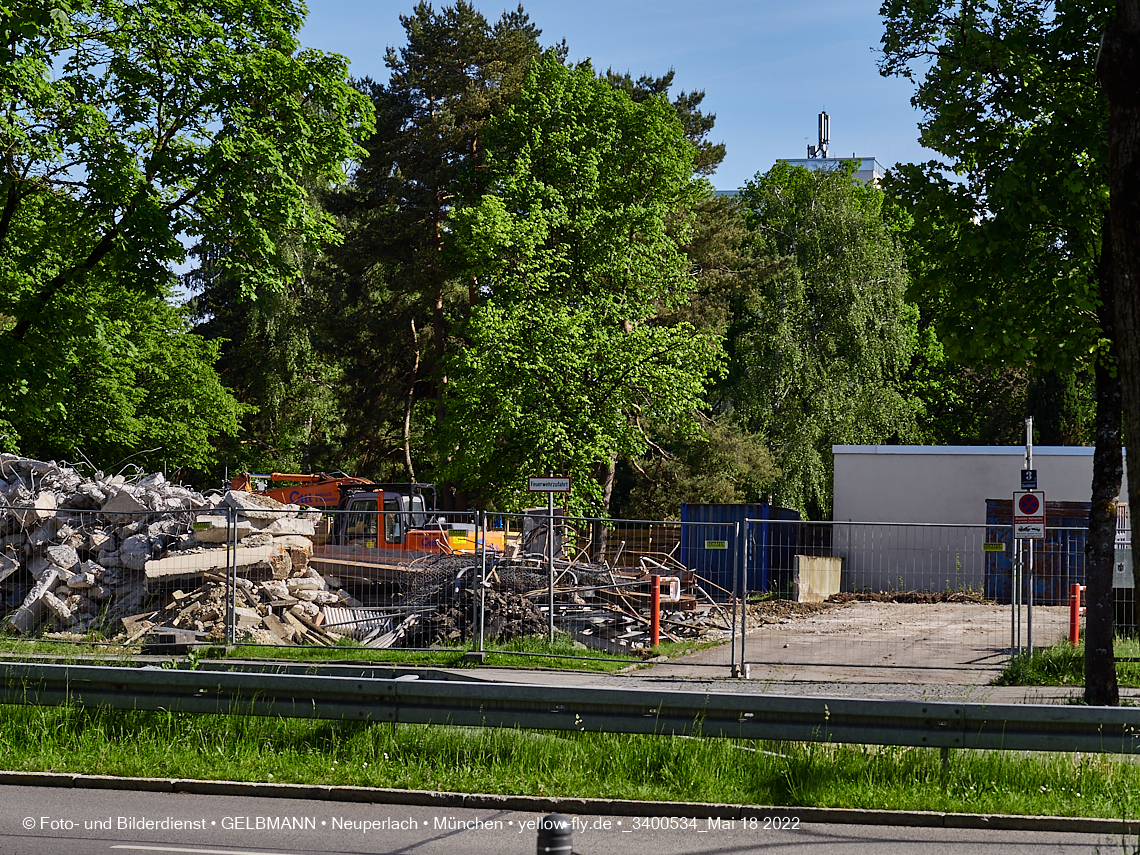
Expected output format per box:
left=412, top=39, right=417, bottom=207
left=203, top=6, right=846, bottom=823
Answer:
left=738, top=519, right=1059, bottom=677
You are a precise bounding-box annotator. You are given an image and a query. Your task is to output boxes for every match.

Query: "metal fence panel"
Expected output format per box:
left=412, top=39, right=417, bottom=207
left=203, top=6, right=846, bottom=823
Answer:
left=480, top=513, right=739, bottom=657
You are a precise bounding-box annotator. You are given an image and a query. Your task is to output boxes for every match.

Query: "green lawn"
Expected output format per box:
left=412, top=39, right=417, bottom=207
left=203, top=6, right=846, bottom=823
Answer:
left=2, top=702, right=1139, bottom=818
left=994, top=638, right=1140, bottom=687
left=0, top=633, right=718, bottom=674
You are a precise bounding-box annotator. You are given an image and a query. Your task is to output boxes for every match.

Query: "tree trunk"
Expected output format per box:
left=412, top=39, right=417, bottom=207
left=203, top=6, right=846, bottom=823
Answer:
left=1085, top=230, right=1121, bottom=706
left=1100, top=17, right=1140, bottom=499
left=600, top=455, right=616, bottom=518
left=404, top=319, right=420, bottom=482
left=1096, top=3, right=1140, bottom=705
left=592, top=457, right=617, bottom=561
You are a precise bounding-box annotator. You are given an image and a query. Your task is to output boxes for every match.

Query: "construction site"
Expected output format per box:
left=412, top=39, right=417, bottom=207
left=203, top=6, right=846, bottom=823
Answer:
left=0, top=455, right=765, bottom=655
left=0, top=451, right=1095, bottom=673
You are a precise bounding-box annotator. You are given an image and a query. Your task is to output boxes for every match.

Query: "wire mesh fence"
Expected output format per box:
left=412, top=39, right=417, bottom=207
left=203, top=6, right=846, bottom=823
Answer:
left=0, top=449, right=1133, bottom=677
left=737, top=517, right=1135, bottom=672
left=478, top=512, right=738, bottom=657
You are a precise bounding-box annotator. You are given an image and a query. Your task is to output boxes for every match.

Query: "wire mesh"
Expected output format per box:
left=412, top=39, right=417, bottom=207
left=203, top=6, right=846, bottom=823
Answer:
left=482, top=512, right=739, bottom=656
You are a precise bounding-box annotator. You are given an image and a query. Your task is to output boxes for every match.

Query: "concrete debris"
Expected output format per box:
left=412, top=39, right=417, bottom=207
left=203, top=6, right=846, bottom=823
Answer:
left=0, top=453, right=733, bottom=652
left=0, top=454, right=336, bottom=641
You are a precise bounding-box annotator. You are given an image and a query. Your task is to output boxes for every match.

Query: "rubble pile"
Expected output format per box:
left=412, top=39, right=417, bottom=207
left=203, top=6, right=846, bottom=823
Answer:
left=0, top=453, right=353, bottom=644
left=0, top=452, right=830, bottom=655
left=361, top=552, right=716, bottom=653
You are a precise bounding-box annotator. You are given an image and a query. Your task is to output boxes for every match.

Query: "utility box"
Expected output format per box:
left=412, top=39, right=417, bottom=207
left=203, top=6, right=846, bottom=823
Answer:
left=1115, top=548, right=1134, bottom=589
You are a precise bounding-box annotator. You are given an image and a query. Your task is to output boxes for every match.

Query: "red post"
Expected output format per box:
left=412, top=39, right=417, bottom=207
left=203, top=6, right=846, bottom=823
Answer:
left=650, top=574, right=661, bottom=648
left=1069, top=583, right=1078, bottom=646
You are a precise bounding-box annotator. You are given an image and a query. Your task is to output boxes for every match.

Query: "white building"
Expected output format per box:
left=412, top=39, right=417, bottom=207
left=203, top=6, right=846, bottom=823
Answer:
left=778, top=155, right=885, bottom=184
left=829, top=445, right=1129, bottom=594
left=833, top=445, right=1128, bottom=525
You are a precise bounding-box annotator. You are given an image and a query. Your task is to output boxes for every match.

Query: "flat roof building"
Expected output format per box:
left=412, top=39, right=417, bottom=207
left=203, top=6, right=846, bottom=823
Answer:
left=777, top=155, right=884, bottom=184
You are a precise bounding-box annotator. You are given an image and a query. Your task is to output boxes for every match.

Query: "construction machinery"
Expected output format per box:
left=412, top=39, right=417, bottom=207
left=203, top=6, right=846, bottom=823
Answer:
left=310, top=483, right=506, bottom=583
left=230, top=473, right=504, bottom=581
left=228, top=472, right=372, bottom=509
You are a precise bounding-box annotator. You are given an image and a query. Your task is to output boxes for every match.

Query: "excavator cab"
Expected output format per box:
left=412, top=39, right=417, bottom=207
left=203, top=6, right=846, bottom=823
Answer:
left=337, top=485, right=432, bottom=549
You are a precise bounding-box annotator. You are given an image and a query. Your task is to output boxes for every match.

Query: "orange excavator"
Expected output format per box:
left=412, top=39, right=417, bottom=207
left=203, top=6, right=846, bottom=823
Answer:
left=229, top=473, right=505, bottom=576
left=229, top=472, right=372, bottom=510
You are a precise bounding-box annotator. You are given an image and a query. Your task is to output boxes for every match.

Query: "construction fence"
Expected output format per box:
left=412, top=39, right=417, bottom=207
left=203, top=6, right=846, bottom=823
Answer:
left=0, top=451, right=1131, bottom=671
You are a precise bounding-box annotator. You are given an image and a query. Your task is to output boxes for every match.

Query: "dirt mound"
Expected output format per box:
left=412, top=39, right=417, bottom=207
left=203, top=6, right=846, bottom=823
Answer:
left=747, top=600, right=838, bottom=620
left=827, top=591, right=985, bottom=605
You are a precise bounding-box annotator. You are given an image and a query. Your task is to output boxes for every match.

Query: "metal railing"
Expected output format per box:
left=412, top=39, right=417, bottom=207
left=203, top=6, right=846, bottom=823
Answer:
left=3, top=661, right=1140, bottom=755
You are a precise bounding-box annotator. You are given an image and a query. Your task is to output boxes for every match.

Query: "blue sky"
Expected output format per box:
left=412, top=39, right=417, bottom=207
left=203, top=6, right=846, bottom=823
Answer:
left=298, top=0, right=935, bottom=192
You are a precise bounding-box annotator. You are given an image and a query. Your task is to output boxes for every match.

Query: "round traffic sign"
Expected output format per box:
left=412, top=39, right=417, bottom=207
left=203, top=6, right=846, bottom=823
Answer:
left=1018, top=494, right=1040, bottom=515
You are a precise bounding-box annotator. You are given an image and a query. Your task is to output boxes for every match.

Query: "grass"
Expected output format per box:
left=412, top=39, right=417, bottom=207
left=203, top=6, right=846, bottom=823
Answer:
left=0, top=631, right=714, bottom=674
left=0, top=638, right=136, bottom=663
left=213, top=632, right=720, bottom=673
left=994, top=638, right=1140, bottom=687
left=3, top=701, right=1140, bottom=818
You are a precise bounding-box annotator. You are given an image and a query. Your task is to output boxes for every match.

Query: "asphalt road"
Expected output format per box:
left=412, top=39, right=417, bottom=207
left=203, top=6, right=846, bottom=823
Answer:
left=0, top=785, right=1126, bottom=855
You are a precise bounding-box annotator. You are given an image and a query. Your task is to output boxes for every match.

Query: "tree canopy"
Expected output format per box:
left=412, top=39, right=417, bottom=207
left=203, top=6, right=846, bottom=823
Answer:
left=729, top=161, right=919, bottom=516
left=444, top=54, right=721, bottom=512
left=0, top=0, right=373, bottom=471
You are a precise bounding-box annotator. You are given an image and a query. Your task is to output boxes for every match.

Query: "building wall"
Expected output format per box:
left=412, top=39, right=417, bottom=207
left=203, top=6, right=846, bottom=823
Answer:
left=829, top=446, right=1129, bottom=593
left=832, top=445, right=1128, bottom=525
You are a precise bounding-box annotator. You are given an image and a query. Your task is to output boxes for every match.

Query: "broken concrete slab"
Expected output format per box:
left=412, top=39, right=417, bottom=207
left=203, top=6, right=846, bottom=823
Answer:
left=119, top=534, right=152, bottom=571
left=0, top=552, right=19, bottom=583
left=272, top=535, right=313, bottom=553
left=222, top=489, right=298, bottom=521
left=30, top=492, right=57, bottom=522
left=254, top=517, right=316, bottom=537
left=100, top=489, right=148, bottom=517
left=143, top=544, right=286, bottom=583
left=191, top=515, right=252, bottom=543
left=46, top=544, right=79, bottom=572
left=6, top=568, right=60, bottom=634
left=42, top=591, right=74, bottom=626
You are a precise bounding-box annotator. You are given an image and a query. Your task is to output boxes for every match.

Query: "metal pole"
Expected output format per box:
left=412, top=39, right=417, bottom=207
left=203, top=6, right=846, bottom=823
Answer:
left=730, top=521, right=740, bottom=678
left=1028, top=538, right=1034, bottom=654
left=226, top=504, right=236, bottom=646
left=548, top=489, right=555, bottom=643
left=650, top=575, right=660, bottom=648
left=1017, top=539, right=1022, bottom=652
left=1012, top=519, right=1021, bottom=652
left=738, top=521, right=747, bottom=675
left=1026, top=417, right=1034, bottom=655
left=477, top=510, right=486, bottom=653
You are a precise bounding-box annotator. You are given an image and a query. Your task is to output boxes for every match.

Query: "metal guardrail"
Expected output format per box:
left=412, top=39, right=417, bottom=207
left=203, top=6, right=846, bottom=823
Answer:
left=2, top=662, right=1140, bottom=755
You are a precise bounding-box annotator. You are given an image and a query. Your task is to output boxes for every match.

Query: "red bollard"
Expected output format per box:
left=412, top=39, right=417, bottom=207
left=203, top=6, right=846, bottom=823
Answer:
left=650, top=574, right=661, bottom=648
left=1069, top=583, right=1082, bottom=647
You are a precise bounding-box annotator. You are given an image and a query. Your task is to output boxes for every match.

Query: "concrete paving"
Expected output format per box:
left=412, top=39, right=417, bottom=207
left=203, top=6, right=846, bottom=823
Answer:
left=462, top=602, right=1128, bottom=705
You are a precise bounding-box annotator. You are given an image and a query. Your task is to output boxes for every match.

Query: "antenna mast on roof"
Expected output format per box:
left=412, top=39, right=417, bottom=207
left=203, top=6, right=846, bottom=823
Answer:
left=807, top=112, right=830, bottom=159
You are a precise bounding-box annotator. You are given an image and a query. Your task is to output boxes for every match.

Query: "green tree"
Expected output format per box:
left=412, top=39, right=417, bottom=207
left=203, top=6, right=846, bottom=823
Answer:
left=444, top=53, right=720, bottom=513
left=604, top=69, right=726, bottom=176
left=729, top=161, right=919, bottom=518
left=0, top=0, right=373, bottom=470
left=324, top=1, right=547, bottom=494
left=609, top=194, right=783, bottom=520
left=189, top=242, right=345, bottom=480
left=880, top=0, right=1119, bottom=703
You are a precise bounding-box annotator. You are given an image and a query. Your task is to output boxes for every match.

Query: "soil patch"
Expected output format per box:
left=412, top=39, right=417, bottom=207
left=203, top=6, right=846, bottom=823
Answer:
left=747, top=600, right=839, bottom=623
left=828, top=590, right=985, bottom=605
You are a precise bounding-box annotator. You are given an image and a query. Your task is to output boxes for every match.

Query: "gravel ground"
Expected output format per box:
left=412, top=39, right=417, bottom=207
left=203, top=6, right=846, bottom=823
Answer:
left=614, top=600, right=1077, bottom=701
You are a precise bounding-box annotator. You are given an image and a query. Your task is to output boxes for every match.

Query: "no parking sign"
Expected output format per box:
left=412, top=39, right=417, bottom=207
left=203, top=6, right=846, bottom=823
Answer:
left=1013, top=490, right=1045, bottom=539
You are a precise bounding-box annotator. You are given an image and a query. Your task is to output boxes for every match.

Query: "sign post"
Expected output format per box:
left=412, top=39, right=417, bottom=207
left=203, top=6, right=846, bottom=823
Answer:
left=1010, top=418, right=1042, bottom=653
left=529, top=476, right=571, bottom=642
